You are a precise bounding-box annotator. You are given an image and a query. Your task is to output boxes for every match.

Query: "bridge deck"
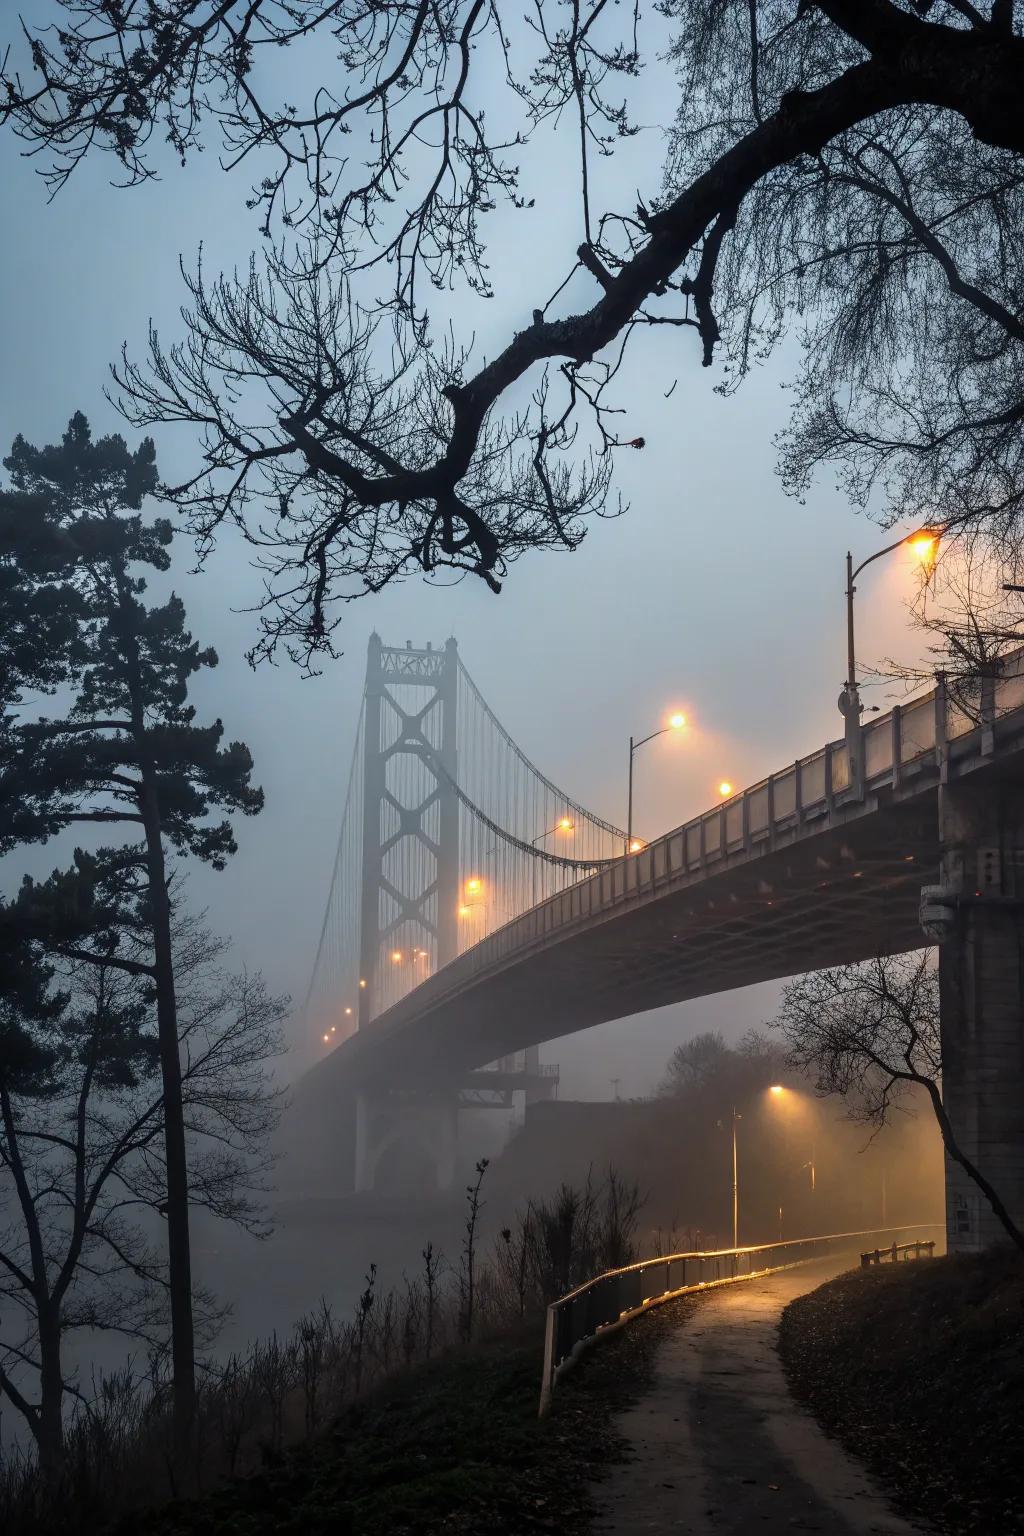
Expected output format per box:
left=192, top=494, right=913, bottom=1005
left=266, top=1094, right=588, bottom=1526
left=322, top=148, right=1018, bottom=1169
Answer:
left=319, top=662, right=1024, bottom=1089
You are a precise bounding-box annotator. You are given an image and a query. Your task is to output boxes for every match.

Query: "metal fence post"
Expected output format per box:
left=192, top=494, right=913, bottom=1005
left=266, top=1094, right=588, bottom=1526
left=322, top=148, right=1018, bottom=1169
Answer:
left=538, top=1303, right=557, bottom=1417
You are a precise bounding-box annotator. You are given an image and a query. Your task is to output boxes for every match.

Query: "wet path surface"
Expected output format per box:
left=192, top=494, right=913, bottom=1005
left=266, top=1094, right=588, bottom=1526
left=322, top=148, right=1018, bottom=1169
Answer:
left=592, top=1261, right=932, bottom=1535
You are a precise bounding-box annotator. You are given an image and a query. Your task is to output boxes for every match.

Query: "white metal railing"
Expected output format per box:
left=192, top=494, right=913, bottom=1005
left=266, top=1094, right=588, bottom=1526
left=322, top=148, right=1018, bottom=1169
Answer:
left=537, top=1223, right=945, bottom=1415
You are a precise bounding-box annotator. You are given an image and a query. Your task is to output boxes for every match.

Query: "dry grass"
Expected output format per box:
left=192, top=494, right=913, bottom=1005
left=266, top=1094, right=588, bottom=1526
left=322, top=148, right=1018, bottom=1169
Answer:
left=779, top=1250, right=1024, bottom=1535
left=107, top=1295, right=701, bottom=1536
left=0, top=1171, right=647, bottom=1534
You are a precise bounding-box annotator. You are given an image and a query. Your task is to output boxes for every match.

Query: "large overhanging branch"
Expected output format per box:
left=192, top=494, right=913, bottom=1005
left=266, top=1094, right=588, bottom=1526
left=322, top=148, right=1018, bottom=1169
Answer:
left=10, top=1, right=1024, bottom=661
left=183, top=21, right=1024, bottom=524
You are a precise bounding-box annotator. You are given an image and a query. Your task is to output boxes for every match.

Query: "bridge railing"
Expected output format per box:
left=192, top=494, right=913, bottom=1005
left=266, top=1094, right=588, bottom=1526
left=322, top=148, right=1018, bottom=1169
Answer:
left=537, top=1223, right=945, bottom=1415
left=861, top=1239, right=936, bottom=1266
left=444, top=651, right=1024, bottom=977
left=362, top=649, right=1024, bottom=1041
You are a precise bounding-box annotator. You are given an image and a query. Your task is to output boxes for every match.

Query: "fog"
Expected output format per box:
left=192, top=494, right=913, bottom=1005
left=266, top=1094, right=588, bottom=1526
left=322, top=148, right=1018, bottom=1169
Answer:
left=0, top=2, right=944, bottom=1433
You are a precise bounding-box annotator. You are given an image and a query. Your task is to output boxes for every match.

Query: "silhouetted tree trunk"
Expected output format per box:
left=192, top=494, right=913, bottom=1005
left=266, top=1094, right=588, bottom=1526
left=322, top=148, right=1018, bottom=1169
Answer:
left=140, top=778, right=196, bottom=1460
left=774, top=953, right=1024, bottom=1254
left=35, top=1303, right=64, bottom=1482
left=120, top=570, right=197, bottom=1464
left=920, top=1075, right=1024, bottom=1256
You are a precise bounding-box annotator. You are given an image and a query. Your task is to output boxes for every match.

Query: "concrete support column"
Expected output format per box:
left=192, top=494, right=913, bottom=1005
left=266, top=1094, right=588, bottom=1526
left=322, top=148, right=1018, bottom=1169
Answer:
left=353, top=1089, right=459, bottom=1194
left=938, top=778, right=1024, bottom=1250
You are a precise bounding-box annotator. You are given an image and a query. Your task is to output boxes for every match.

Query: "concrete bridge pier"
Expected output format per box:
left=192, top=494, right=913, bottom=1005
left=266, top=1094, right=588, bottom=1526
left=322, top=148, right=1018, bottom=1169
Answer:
left=938, top=777, right=1024, bottom=1251
left=353, top=1088, right=459, bottom=1195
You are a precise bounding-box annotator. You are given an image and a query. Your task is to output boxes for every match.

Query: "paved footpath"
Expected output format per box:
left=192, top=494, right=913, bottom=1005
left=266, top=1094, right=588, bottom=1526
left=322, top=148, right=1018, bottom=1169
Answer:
left=591, top=1260, right=932, bottom=1535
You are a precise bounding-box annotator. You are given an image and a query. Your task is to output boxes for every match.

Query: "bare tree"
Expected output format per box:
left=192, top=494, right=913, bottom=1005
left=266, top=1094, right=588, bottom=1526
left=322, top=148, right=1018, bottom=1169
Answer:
left=658, top=1031, right=730, bottom=1095
left=3, top=5, right=1024, bottom=663
left=874, top=541, right=1024, bottom=720
left=658, top=1027, right=786, bottom=1097
left=0, top=922, right=286, bottom=1483
left=772, top=952, right=1024, bottom=1252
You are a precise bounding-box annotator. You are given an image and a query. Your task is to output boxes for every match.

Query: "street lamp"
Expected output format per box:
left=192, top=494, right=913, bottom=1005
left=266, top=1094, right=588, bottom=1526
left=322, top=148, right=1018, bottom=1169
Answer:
left=839, top=528, right=940, bottom=793
left=768, top=1083, right=816, bottom=1193
left=627, top=713, right=686, bottom=854
left=716, top=1109, right=743, bottom=1246
left=726, top=1085, right=808, bottom=1248
left=841, top=527, right=940, bottom=720
left=731, top=1106, right=740, bottom=1248
left=531, top=816, right=575, bottom=905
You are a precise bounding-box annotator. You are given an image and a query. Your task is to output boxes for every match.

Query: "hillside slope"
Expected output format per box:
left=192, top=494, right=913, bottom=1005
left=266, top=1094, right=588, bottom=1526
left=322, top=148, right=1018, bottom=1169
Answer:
left=780, top=1252, right=1024, bottom=1535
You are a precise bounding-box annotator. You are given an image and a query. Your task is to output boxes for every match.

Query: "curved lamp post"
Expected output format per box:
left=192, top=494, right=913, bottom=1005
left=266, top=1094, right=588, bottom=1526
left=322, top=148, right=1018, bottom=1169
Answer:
left=531, top=816, right=574, bottom=904
left=839, top=529, right=940, bottom=791
left=627, top=714, right=686, bottom=854
left=841, top=528, right=941, bottom=719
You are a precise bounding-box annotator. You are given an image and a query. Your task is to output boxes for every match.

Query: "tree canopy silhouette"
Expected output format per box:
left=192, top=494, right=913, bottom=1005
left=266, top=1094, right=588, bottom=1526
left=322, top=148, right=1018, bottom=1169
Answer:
left=0, top=413, right=264, bottom=1465
left=0, top=922, right=284, bottom=1482
left=4, top=3, right=1023, bottom=661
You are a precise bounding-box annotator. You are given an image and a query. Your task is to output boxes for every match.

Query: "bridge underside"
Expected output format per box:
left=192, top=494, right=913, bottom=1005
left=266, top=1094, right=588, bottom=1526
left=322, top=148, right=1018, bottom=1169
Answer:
left=292, top=668, right=1024, bottom=1242
left=322, top=783, right=944, bottom=1094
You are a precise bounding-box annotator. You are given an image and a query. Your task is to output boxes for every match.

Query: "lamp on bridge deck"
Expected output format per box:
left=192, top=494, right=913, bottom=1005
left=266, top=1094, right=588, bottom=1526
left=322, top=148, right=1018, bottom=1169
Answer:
left=841, top=527, right=941, bottom=791
left=627, top=713, right=687, bottom=855
left=531, top=816, right=575, bottom=904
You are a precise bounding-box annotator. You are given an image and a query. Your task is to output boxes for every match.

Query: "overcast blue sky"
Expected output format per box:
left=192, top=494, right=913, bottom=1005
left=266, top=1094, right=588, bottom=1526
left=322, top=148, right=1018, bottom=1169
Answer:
left=0, top=8, right=934, bottom=1096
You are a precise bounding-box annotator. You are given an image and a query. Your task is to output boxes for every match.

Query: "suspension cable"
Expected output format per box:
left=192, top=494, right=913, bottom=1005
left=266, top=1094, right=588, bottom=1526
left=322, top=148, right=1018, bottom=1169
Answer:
left=458, top=657, right=625, bottom=840
left=427, top=748, right=620, bottom=870
left=299, top=699, right=364, bottom=1025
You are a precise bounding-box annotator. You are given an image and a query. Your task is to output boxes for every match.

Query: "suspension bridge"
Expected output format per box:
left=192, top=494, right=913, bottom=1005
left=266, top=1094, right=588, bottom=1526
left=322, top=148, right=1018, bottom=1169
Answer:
left=302, top=634, right=625, bottom=1044
left=292, top=634, right=1024, bottom=1253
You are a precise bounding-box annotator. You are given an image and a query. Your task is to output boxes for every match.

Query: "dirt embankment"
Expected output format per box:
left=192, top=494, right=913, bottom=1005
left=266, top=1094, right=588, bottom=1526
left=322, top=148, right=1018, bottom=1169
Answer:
left=107, top=1300, right=699, bottom=1536
left=779, top=1251, right=1024, bottom=1536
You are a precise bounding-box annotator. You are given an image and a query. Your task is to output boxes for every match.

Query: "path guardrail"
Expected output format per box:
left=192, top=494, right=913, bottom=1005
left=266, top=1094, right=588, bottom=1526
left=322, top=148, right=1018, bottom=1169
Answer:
left=538, top=1224, right=944, bottom=1415
left=861, top=1239, right=936, bottom=1267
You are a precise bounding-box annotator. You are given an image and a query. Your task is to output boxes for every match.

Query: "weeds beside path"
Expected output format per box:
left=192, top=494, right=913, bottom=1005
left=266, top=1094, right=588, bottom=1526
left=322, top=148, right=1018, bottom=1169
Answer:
left=115, top=1298, right=702, bottom=1536
left=780, top=1252, right=1024, bottom=1536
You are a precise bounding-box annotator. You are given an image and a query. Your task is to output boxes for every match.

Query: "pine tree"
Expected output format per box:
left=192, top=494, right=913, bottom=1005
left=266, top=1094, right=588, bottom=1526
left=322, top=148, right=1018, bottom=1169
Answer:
left=0, top=413, right=264, bottom=1465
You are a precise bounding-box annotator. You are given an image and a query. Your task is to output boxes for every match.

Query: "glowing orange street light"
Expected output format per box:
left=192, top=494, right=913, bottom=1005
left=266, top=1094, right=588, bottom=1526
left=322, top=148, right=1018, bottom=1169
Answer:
left=628, top=712, right=688, bottom=853
left=718, top=781, right=734, bottom=798
left=767, top=1084, right=815, bottom=1190
left=458, top=903, right=473, bottom=918
left=344, top=1006, right=353, bottom=1016
left=531, top=817, right=578, bottom=903
left=359, top=978, right=367, bottom=989
left=322, top=1032, right=330, bottom=1043
left=842, top=526, right=943, bottom=722
left=330, top=1025, right=337, bottom=1034
left=391, top=949, right=403, bottom=963
left=629, top=838, right=644, bottom=853
left=465, top=877, right=482, bottom=897
left=909, top=531, right=939, bottom=565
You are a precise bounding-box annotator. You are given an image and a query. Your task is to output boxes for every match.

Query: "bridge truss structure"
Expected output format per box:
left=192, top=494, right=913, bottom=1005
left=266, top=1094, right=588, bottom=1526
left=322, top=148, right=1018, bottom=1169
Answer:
left=302, top=634, right=625, bottom=1049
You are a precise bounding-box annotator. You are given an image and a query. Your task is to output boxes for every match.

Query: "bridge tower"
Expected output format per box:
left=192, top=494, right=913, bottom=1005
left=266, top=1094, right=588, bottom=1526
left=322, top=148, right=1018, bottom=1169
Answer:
left=357, top=633, right=460, bottom=1027
left=354, top=634, right=461, bottom=1192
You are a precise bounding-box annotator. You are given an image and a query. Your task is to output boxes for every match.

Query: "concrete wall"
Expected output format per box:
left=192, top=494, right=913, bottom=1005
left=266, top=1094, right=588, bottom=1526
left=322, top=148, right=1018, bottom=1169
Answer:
left=940, top=779, right=1024, bottom=1251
